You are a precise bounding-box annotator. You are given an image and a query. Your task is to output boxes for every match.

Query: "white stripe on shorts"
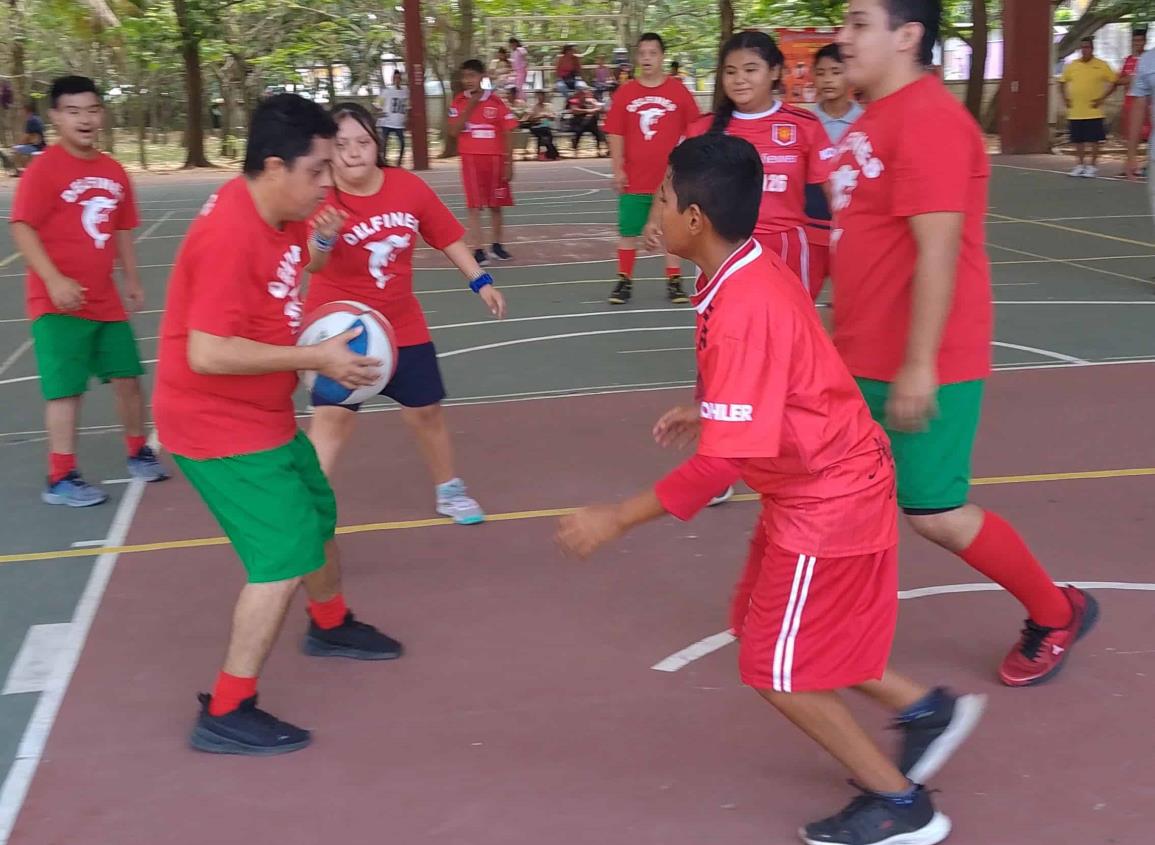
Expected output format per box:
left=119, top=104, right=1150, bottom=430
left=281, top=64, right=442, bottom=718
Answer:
left=772, top=553, right=817, bottom=692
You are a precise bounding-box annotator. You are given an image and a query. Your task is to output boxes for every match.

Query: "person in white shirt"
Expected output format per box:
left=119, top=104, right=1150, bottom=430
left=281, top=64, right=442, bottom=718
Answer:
left=378, top=73, right=409, bottom=167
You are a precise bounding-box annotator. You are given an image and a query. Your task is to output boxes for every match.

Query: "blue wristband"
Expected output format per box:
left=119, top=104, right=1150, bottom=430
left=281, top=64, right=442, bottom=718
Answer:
left=470, top=272, right=494, bottom=293
left=311, top=232, right=336, bottom=252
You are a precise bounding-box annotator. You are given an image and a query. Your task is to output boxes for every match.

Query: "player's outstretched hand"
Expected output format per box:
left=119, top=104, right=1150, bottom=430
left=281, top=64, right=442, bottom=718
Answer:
left=642, top=220, right=663, bottom=252
left=314, top=327, right=382, bottom=389
left=556, top=505, right=624, bottom=559
left=479, top=285, right=507, bottom=319
left=886, top=362, right=938, bottom=432
left=313, top=206, right=349, bottom=240
left=653, top=404, right=701, bottom=450
left=47, top=276, right=86, bottom=312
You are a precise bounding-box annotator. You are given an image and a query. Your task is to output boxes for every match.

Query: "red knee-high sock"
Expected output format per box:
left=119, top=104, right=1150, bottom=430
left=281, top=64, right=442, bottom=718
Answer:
left=209, top=671, right=258, bottom=716
left=958, top=511, right=1071, bottom=628
left=126, top=434, right=146, bottom=456
left=665, top=265, right=681, bottom=280
left=617, top=248, right=636, bottom=279
left=48, top=452, right=76, bottom=484
left=308, top=593, right=348, bottom=630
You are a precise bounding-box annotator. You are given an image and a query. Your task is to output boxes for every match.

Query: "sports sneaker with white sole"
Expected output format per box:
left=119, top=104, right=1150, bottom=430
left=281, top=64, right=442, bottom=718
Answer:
left=436, top=477, right=486, bottom=525
left=894, top=687, right=987, bottom=784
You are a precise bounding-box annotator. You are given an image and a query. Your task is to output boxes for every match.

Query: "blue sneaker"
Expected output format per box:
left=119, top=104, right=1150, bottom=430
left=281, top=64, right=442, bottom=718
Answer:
left=435, top=478, right=486, bottom=525
left=42, top=471, right=109, bottom=507
left=127, top=445, right=170, bottom=482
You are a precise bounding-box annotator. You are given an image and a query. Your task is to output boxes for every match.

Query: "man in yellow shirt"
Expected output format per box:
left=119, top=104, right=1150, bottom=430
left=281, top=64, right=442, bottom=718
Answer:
left=1060, top=37, right=1118, bottom=177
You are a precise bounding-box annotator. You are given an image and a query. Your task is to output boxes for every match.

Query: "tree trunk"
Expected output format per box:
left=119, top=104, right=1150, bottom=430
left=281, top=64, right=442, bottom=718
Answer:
left=326, top=61, right=337, bottom=104
left=720, top=0, right=735, bottom=41
left=137, top=76, right=149, bottom=170
left=982, top=81, right=1001, bottom=134
left=964, top=1, right=988, bottom=121
left=173, top=0, right=212, bottom=168
left=9, top=0, right=26, bottom=143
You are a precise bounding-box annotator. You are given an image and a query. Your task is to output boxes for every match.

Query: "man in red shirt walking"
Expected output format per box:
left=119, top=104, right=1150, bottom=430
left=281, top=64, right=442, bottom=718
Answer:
left=604, top=32, right=700, bottom=304
left=11, top=76, right=168, bottom=506
left=831, top=0, right=1097, bottom=687
left=155, top=94, right=402, bottom=756
left=447, top=59, right=519, bottom=266
left=559, top=134, right=980, bottom=845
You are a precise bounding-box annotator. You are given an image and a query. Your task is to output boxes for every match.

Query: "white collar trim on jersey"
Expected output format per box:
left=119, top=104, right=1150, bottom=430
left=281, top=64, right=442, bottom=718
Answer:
left=694, top=238, right=762, bottom=314
left=730, top=100, right=783, bottom=121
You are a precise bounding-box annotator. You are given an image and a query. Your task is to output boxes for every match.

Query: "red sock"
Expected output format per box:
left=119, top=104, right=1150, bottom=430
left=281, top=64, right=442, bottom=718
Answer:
left=48, top=452, right=76, bottom=484
left=308, top=594, right=348, bottom=630
left=126, top=434, right=146, bottom=456
left=958, top=511, right=1071, bottom=628
left=617, top=248, right=636, bottom=279
left=666, top=265, right=681, bottom=280
left=209, top=671, right=258, bottom=716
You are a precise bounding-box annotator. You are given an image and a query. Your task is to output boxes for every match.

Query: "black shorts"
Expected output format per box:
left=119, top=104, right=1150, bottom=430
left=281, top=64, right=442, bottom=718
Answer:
left=311, top=341, right=447, bottom=411
left=1069, top=118, right=1106, bottom=144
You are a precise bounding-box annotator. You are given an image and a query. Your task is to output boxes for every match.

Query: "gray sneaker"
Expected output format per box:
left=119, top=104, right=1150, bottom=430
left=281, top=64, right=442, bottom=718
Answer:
left=42, top=471, right=109, bottom=507
left=436, top=478, right=486, bottom=525
left=127, top=445, right=170, bottom=482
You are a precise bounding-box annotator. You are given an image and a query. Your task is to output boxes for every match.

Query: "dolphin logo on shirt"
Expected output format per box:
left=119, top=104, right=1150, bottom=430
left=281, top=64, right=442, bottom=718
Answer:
left=638, top=106, right=668, bottom=141
left=80, top=196, right=118, bottom=249
left=365, top=233, right=412, bottom=288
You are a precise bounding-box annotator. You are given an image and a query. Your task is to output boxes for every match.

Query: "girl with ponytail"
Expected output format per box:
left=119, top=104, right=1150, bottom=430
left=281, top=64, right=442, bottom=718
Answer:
left=685, top=31, right=836, bottom=297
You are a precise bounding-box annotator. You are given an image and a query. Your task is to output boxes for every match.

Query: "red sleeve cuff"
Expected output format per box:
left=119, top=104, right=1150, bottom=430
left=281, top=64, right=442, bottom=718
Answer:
left=655, top=454, right=743, bottom=521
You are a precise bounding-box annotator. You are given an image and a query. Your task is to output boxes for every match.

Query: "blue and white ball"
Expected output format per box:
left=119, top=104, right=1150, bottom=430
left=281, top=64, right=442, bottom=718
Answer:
left=298, top=300, right=398, bottom=406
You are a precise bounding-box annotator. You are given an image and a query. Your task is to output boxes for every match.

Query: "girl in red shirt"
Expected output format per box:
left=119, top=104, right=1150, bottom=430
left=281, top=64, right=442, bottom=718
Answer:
left=682, top=31, right=834, bottom=297
left=305, top=104, right=506, bottom=524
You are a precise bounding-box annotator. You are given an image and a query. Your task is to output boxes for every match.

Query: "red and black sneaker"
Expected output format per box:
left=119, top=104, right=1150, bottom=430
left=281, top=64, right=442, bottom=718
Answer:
left=999, top=585, right=1099, bottom=687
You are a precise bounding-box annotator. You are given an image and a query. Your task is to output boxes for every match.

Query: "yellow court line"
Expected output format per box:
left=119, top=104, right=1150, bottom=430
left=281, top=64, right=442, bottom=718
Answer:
left=987, top=211, right=1155, bottom=249
left=1, top=467, right=1154, bottom=566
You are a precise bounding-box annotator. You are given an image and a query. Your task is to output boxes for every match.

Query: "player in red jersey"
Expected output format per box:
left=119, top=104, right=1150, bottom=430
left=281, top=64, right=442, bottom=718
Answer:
left=11, top=76, right=169, bottom=507
left=304, top=103, right=506, bottom=525
left=680, top=31, right=835, bottom=297
left=832, top=0, right=1097, bottom=687
left=447, top=59, right=519, bottom=266
left=604, top=32, right=700, bottom=305
left=558, top=134, right=982, bottom=845
left=155, top=95, right=401, bottom=756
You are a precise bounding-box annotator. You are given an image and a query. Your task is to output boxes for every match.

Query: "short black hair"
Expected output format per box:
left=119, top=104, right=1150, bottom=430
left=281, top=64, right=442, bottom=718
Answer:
left=881, top=0, right=940, bottom=67
left=638, top=32, right=665, bottom=52
left=668, top=134, right=760, bottom=242
left=461, top=59, right=485, bottom=74
left=1080, top=36, right=1094, bottom=45
left=814, top=43, right=843, bottom=65
left=243, top=93, right=337, bottom=176
left=49, top=76, right=101, bottom=109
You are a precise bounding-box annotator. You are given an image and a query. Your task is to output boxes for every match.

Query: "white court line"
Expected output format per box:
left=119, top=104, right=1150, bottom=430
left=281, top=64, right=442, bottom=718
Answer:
left=991, top=162, right=1137, bottom=184
left=0, top=432, right=156, bottom=844
left=0, top=359, right=158, bottom=387
left=992, top=341, right=1088, bottom=365
left=990, top=253, right=1155, bottom=266
left=573, top=165, right=612, bottom=179
left=69, top=539, right=108, bottom=549
left=438, top=326, right=689, bottom=358
left=430, top=307, right=689, bottom=331
left=0, top=340, right=32, bottom=378
left=135, top=209, right=176, bottom=240
left=1, top=624, right=74, bottom=695
left=618, top=346, right=694, bottom=355
left=989, top=241, right=1155, bottom=288
left=652, top=581, right=1155, bottom=672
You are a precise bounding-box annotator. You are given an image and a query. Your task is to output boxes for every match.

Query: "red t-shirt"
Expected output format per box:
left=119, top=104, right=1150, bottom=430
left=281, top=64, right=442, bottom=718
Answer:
left=304, top=168, right=465, bottom=347
left=11, top=145, right=140, bottom=322
left=449, top=91, right=519, bottom=156
left=690, top=238, right=897, bottom=557
left=604, top=77, right=700, bottom=194
left=828, top=74, right=993, bottom=384
left=154, top=178, right=310, bottom=460
left=686, top=104, right=834, bottom=236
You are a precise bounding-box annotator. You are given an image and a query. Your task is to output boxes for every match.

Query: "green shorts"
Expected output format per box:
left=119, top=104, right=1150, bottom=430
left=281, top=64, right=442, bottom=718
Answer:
left=31, top=314, right=144, bottom=401
left=173, top=432, right=337, bottom=583
left=856, top=378, right=985, bottom=512
left=618, top=193, right=654, bottom=238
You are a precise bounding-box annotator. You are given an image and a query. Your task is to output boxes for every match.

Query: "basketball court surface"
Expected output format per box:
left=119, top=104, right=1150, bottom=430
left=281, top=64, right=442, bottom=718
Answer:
left=0, top=157, right=1152, bottom=844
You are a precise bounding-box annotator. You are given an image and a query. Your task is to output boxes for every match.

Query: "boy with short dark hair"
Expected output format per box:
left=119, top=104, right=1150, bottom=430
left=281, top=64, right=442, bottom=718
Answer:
left=447, top=59, right=518, bottom=266
left=10, top=75, right=168, bottom=507
left=558, top=132, right=980, bottom=845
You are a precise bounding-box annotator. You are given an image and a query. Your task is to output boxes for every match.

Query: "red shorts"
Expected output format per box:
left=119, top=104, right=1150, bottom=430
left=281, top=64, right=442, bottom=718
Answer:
left=731, top=518, right=898, bottom=692
left=461, top=154, right=514, bottom=209
left=755, top=228, right=811, bottom=297
left=807, top=243, right=829, bottom=302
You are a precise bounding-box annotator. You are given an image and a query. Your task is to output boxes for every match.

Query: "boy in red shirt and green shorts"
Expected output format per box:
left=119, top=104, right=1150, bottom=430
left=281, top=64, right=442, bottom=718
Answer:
left=605, top=32, right=700, bottom=305
left=154, top=94, right=402, bottom=756
left=447, top=59, right=518, bottom=266
left=830, top=0, right=1097, bottom=687
left=559, top=134, right=984, bottom=845
left=11, top=75, right=168, bottom=507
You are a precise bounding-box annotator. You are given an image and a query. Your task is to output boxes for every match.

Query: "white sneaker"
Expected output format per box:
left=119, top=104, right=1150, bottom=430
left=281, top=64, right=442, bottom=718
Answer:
left=707, top=486, right=735, bottom=507
left=435, top=478, right=486, bottom=525
left=1082, top=165, right=1098, bottom=178
left=1068, top=164, right=1086, bottom=177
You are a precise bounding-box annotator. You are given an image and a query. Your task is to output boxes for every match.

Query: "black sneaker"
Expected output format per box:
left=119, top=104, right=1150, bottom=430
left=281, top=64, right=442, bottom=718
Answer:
left=189, top=694, right=311, bottom=756
left=666, top=277, right=690, bottom=304
left=303, top=611, right=403, bottom=660
left=473, top=248, right=490, bottom=266
left=800, top=783, right=950, bottom=845
left=608, top=276, right=632, bottom=304
left=894, top=688, right=987, bottom=784
left=491, top=242, right=513, bottom=261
